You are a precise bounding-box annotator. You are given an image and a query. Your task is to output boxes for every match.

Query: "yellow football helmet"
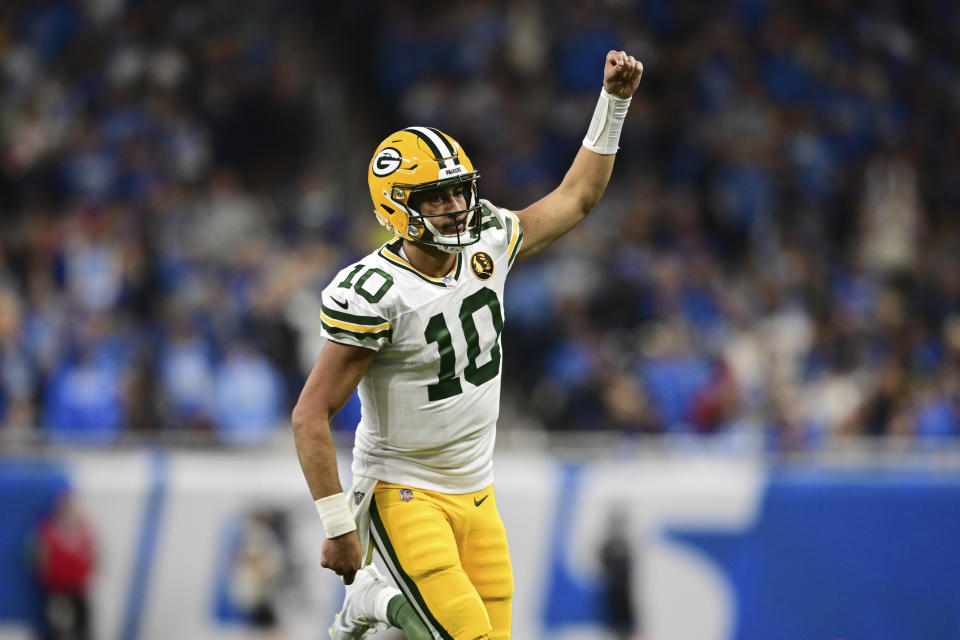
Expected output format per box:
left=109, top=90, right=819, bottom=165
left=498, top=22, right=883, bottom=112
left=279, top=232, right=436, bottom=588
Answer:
left=368, top=126, right=481, bottom=253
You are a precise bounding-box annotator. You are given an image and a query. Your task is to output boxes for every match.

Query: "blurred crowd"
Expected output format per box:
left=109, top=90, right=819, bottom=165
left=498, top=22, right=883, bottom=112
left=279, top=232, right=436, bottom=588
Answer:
left=1, top=0, right=959, bottom=450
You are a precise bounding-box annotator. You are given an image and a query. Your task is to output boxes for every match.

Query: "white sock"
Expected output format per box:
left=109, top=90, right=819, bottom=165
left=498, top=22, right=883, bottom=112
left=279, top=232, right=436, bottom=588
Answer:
left=374, top=583, right=400, bottom=623
left=361, top=565, right=401, bottom=623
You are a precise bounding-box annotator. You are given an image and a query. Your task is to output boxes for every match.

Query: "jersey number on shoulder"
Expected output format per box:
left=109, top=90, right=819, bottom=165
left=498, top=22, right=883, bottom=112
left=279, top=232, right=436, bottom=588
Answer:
left=424, top=288, right=503, bottom=401
left=338, top=265, right=394, bottom=302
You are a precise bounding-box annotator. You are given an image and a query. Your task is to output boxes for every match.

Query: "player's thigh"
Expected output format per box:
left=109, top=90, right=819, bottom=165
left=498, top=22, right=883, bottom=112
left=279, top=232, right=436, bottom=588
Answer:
left=461, top=488, right=513, bottom=639
left=461, top=488, right=513, bottom=601
left=371, top=483, right=491, bottom=640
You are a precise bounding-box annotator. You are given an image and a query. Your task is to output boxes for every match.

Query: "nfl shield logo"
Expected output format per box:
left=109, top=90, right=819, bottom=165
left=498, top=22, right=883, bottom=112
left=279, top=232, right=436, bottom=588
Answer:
left=354, top=491, right=366, bottom=505
left=399, top=488, right=414, bottom=502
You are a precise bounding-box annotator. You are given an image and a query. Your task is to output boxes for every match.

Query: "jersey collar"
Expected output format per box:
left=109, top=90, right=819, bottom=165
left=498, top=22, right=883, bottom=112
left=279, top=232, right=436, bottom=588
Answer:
left=377, top=239, right=462, bottom=287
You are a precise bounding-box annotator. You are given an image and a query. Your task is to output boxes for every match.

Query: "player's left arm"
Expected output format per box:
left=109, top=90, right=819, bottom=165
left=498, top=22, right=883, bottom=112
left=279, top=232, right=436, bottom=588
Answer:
left=514, top=50, right=643, bottom=259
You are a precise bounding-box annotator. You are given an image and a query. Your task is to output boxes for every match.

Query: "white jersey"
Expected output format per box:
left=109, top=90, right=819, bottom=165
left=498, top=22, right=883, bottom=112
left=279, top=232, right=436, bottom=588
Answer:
left=318, top=200, right=523, bottom=493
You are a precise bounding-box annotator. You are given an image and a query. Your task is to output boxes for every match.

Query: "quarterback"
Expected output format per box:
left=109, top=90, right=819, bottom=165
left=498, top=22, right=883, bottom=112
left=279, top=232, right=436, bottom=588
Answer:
left=292, top=50, right=643, bottom=640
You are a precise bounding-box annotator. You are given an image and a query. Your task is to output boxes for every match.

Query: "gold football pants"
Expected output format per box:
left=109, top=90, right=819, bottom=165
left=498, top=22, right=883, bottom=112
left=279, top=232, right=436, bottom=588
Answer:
left=369, top=482, right=513, bottom=640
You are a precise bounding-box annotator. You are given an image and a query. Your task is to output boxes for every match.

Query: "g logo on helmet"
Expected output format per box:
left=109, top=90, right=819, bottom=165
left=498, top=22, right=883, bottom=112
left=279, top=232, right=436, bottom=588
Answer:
left=373, top=147, right=402, bottom=177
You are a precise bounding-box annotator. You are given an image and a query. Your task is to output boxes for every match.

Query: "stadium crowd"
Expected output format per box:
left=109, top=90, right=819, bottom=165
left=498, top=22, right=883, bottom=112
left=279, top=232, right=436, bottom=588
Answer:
left=1, top=0, right=959, bottom=449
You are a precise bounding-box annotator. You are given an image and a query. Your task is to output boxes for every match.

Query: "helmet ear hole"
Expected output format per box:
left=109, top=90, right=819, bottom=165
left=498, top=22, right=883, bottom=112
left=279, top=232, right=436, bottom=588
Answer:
left=380, top=204, right=395, bottom=214
left=406, top=191, right=424, bottom=214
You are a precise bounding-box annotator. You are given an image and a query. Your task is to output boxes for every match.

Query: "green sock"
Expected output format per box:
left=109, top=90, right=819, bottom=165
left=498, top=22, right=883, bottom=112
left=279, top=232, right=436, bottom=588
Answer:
left=386, top=594, right=432, bottom=640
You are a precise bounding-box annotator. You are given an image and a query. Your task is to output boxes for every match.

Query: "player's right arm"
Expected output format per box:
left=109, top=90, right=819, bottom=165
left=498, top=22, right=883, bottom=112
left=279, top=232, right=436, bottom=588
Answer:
left=291, top=339, right=376, bottom=585
left=513, top=50, right=642, bottom=258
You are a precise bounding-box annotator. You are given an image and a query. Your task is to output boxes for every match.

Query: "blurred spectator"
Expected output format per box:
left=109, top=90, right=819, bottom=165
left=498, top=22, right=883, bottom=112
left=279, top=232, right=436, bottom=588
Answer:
left=42, top=313, right=128, bottom=444
left=598, top=509, right=644, bottom=640
left=0, top=282, right=36, bottom=437
left=229, top=510, right=287, bottom=638
left=157, top=314, right=216, bottom=431
left=212, top=340, right=284, bottom=445
left=31, top=491, right=96, bottom=640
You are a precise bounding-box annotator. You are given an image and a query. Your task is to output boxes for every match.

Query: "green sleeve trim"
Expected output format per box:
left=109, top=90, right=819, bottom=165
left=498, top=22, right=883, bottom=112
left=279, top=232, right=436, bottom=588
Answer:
left=320, top=303, right=389, bottom=326
left=320, top=321, right=392, bottom=344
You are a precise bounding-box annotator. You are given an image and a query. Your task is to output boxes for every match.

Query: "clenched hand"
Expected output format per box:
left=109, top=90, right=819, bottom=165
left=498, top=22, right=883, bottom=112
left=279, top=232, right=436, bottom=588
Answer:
left=603, top=50, right=643, bottom=98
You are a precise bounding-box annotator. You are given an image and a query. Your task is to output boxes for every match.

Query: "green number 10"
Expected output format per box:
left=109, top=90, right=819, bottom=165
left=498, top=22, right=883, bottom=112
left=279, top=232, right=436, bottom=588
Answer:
left=424, top=288, right=503, bottom=401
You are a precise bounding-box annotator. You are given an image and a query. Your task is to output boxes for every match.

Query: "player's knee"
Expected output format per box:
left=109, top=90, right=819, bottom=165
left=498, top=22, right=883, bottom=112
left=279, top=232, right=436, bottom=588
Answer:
left=474, top=572, right=513, bottom=602
left=405, top=545, right=458, bottom=582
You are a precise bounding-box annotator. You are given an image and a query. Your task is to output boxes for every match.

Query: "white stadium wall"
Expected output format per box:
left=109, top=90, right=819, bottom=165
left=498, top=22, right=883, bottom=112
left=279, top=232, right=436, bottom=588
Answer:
left=2, top=441, right=959, bottom=640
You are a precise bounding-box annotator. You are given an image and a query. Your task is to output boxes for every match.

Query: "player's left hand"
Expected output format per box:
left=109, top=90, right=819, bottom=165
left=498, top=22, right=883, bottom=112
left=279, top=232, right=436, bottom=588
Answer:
left=603, top=50, right=643, bottom=99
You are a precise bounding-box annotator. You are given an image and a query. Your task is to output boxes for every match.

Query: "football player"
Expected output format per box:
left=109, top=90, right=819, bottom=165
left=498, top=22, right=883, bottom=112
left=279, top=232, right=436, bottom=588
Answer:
left=293, top=50, right=643, bottom=640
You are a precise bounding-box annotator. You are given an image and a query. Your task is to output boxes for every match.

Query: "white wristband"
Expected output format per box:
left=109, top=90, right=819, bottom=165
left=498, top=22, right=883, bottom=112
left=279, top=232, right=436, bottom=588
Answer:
left=314, top=492, right=357, bottom=538
left=582, top=88, right=632, bottom=155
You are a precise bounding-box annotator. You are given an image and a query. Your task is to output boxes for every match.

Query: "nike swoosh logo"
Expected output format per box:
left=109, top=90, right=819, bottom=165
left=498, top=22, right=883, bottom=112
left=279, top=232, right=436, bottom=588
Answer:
left=474, top=495, right=488, bottom=507
left=331, top=297, right=348, bottom=309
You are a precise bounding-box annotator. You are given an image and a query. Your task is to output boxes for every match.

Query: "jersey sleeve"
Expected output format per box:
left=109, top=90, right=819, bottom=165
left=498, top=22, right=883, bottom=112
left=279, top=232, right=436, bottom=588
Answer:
left=479, top=199, right=524, bottom=269
left=318, top=263, right=394, bottom=351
